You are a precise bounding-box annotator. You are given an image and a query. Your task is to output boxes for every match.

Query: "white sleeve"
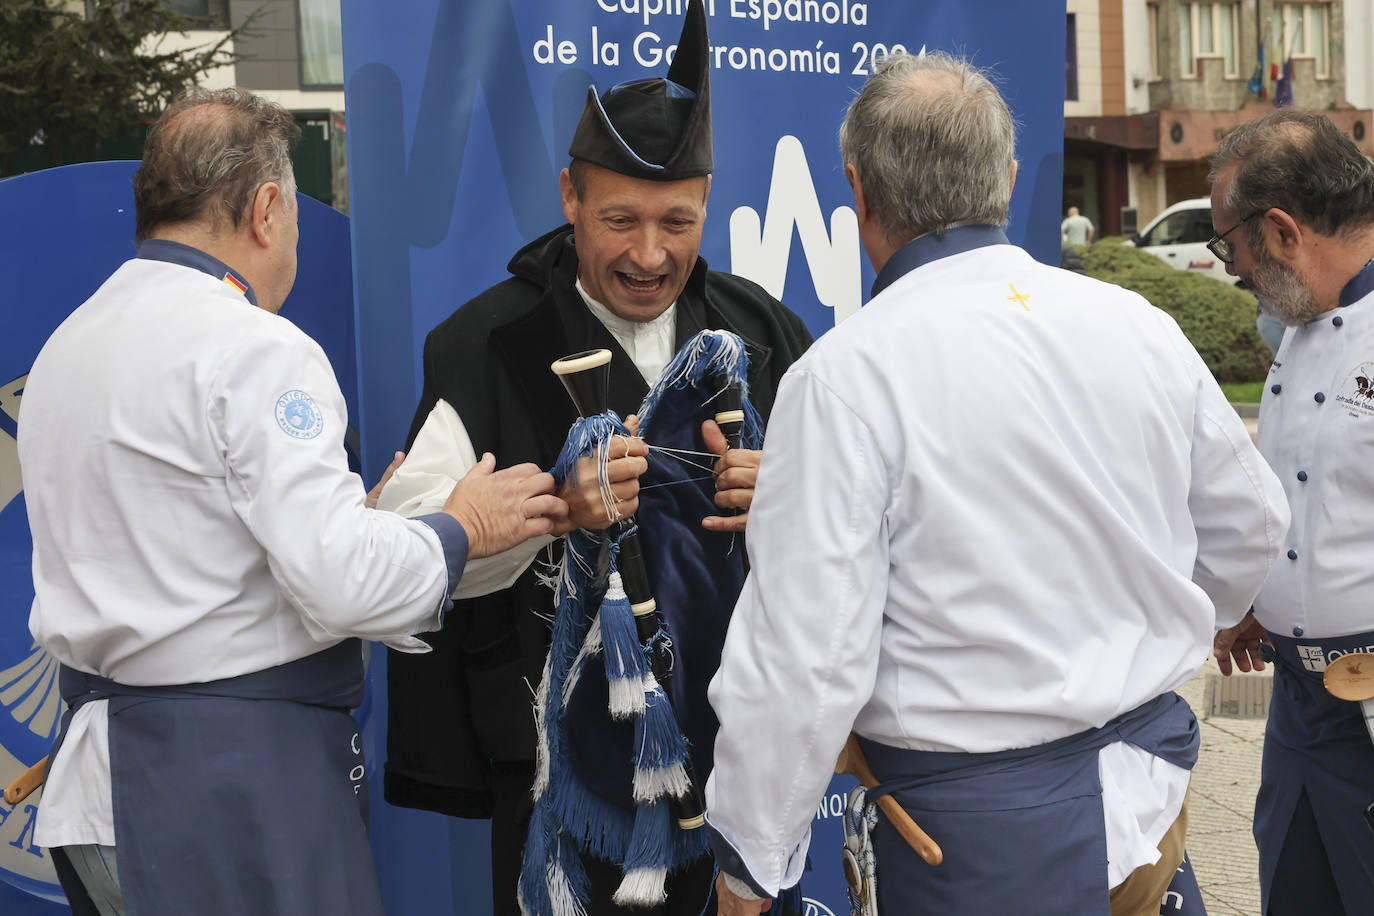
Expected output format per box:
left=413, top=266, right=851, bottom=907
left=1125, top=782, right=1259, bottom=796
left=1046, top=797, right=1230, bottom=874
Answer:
left=704, top=368, right=890, bottom=896
left=210, top=326, right=459, bottom=644
left=377, top=399, right=553, bottom=598
left=1174, top=330, right=1290, bottom=628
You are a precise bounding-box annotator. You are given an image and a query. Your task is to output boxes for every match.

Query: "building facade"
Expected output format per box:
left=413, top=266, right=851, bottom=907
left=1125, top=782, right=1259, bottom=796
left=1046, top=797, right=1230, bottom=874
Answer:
left=163, top=0, right=348, bottom=209
left=1065, top=0, right=1372, bottom=237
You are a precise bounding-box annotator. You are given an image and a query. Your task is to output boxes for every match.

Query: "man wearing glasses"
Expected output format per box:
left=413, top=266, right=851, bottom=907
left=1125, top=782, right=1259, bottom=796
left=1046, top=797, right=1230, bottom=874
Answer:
left=1209, top=109, right=1374, bottom=916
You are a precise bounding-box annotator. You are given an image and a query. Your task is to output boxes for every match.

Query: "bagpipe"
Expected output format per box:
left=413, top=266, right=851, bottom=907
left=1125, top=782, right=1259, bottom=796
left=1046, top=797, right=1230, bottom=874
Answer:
left=518, top=330, right=766, bottom=915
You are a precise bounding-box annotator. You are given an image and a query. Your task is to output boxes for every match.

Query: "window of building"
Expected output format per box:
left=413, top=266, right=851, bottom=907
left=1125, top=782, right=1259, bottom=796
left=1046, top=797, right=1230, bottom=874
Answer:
left=87, top=0, right=228, bottom=29
left=1180, top=2, right=1240, bottom=78
left=1066, top=13, right=1079, bottom=101
left=165, top=0, right=228, bottom=27
left=1275, top=3, right=1330, bottom=78
left=298, top=0, right=344, bottom=89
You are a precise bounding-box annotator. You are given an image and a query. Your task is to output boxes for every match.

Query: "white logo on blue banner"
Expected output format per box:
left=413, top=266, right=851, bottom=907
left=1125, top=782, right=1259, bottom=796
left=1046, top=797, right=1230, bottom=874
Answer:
left=802, top=898, right=838, bottom=916
left=0, top=373, right=64, bottom=901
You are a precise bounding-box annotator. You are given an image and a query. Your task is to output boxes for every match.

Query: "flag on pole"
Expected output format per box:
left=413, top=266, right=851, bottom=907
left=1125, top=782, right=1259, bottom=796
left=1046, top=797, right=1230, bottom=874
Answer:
left=1275, top=53, right=1295, bottom=107
left=1248, top=31, right=1267, bottom=96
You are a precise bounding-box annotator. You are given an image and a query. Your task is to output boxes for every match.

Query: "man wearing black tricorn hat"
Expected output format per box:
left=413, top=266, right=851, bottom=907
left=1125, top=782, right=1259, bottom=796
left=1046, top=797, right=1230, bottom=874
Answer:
left=375, top=1, right=811, bottom=912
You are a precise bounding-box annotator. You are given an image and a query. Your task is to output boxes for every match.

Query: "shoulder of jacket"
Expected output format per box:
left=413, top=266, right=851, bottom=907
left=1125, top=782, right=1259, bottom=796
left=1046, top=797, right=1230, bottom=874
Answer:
left=702, top=270, right=809, bottom=335
left=424, top=276, right=546, bottom=352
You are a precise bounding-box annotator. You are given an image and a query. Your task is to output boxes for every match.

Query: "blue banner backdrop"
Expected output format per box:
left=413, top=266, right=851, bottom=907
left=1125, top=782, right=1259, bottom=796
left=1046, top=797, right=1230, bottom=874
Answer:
left=0, top=162, right=358, bottom=913
left=341, top=2, right=1064, bottom=914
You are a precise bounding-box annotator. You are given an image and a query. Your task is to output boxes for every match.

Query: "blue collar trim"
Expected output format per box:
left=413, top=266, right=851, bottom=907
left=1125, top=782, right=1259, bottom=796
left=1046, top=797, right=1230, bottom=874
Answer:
left=871, top=225, right=1012, bottom=299
left=1339, top=256, right=1374, bottom=308
left=136, top=239, right=257, bottom=306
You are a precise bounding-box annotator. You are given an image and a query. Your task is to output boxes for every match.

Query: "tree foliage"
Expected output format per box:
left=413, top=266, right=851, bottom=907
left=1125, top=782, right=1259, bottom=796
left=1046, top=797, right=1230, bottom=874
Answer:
left=0, top=0, right=243, bottom=174
left=1083, top=237, right=1273, bottom=383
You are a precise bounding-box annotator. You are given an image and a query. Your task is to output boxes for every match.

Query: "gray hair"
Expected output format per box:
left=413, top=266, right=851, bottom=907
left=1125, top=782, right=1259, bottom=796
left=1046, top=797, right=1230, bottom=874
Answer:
left=134, top=87, right=300, bottom=244
left=839, top=51, right=1016, bottom=244
left=1210, top=109, right=1374, bottom=250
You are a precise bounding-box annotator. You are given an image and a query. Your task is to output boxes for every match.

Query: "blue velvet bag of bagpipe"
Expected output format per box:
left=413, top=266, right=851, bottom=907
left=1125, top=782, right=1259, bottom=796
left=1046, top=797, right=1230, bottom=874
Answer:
left=564, top=330, right=762, bottom=812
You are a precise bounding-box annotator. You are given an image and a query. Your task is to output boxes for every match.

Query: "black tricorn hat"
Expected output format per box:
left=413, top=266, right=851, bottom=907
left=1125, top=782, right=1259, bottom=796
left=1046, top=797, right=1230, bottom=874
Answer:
left=568, top=0, right=712, bottom=181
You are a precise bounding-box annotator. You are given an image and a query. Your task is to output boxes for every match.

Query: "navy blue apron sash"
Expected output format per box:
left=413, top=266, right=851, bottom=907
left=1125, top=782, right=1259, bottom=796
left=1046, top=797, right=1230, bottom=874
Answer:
left=856, top=692, right=1198, bottom=916
left=46, top=640, right=383, bottom=916
left=1255, top=629, right=1374, bottom=912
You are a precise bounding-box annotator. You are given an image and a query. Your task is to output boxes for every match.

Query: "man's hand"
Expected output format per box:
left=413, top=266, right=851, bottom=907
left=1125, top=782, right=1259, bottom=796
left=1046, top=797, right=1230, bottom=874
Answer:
left=701, top=419, right=760, bottom=534
left=555, top=434, right=649, bottom=534
left=715, top=873, right=771, bottom=915
left=366, top=451, right=406, bottom=510
left=1214, top=611, right=1269, bottom=675
left=443, top=453, right=568, bottom=558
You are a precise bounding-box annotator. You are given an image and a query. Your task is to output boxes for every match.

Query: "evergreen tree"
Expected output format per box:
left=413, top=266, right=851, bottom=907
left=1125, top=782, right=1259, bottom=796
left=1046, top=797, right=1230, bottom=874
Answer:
left=0, top=0, right=247, bottom=174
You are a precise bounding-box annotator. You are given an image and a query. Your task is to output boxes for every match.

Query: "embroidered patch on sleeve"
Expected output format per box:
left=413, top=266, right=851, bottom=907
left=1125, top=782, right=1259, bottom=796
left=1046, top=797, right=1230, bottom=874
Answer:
left=275, top=389, right=324, bottom=439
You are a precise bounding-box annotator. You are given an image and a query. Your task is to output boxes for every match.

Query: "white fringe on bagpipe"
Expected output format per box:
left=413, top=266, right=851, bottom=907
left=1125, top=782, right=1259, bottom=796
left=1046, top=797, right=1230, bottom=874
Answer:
left=612, top=867, right=669, bottom=908
left=560, top=614, right=601, bottom=711
left=532, top=647, right=555, bottom=801
left=518, top=835, right=588, bottom=916
left=631, top=762, right=694, bottom=804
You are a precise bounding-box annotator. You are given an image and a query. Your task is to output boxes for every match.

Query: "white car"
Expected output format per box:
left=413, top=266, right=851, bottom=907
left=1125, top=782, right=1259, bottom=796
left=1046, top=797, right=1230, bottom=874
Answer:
left=1126, top=198, right=1237, bottom=284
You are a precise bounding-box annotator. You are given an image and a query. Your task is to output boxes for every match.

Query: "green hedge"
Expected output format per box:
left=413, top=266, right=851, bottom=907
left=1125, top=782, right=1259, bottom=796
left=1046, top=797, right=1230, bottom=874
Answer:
left=1081, top=238, right=1272, bottom=383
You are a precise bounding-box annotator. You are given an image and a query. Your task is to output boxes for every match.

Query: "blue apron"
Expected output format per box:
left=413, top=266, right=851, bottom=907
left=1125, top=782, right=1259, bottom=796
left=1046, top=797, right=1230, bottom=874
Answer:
left=1256, top=630, right=1374, bottom=913
left=46, top=640, right=382, bottom=916
left=1162, top=852, right=1206, bottom=915
left=858, top=692, right=1198, bottom=916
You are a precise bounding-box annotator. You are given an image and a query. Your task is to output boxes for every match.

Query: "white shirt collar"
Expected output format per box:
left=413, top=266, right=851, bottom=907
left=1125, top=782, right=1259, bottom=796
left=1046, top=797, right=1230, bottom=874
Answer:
left=576, top=278, right=678, bottom=385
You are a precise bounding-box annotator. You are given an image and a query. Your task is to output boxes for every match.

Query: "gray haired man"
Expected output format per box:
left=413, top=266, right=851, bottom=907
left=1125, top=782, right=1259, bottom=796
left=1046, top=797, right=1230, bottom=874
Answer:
left=1209, top=109, right=1374, bottom=916
left=19, top=87, right=565, bottom=915
left=705, top=52, right=1287, bottom=916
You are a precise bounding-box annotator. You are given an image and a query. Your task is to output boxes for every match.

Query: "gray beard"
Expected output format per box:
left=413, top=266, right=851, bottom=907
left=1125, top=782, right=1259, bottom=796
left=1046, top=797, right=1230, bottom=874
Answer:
left=1250, top=246, right=1323, bottom=326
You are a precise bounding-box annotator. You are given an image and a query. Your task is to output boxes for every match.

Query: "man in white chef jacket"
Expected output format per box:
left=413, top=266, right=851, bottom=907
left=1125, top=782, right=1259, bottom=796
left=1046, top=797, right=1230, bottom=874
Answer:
left=705, top=52, right=1290, bottom=916
left=1209, top=109, right=1374, bottom=916
left=18, top=87, right=566, bottom=916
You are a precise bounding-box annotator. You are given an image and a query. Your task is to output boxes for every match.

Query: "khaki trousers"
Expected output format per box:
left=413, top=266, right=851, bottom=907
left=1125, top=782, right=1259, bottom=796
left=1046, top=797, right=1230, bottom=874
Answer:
left=1108, top=789, right=1190, bottom=916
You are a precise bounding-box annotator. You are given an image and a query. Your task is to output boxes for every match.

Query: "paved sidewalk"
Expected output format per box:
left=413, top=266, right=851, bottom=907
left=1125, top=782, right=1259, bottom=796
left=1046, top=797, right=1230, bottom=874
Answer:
left=1177, top=656, right=1269, bottom=915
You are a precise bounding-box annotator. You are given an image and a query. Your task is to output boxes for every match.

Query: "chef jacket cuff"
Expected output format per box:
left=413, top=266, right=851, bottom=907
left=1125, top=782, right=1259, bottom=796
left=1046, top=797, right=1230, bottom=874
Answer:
left=413, top=512, right=468, bottom=618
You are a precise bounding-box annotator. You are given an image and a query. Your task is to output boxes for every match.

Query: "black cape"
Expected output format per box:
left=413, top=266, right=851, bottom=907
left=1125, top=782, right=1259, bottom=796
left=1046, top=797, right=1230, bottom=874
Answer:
left=384, top=224, right=813, bottom=818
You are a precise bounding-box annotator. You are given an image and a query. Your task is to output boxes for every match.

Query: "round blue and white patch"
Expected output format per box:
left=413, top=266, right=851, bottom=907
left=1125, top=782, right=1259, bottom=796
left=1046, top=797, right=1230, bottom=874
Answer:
left=275, top=389, right=324, bottom=440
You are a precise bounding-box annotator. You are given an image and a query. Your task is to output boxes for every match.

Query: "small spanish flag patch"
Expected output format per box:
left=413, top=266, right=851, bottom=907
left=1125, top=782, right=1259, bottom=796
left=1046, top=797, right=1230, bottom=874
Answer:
left=223, top=272, right=248, bottom=296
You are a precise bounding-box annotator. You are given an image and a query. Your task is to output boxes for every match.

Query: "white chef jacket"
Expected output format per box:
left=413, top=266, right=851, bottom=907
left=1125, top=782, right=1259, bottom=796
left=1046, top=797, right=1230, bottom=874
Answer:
left=377, top=282, right=677, bottom=580
left=20, top=243, right=464, bottom=848
left=706, top=230, right=1289, bottom=894
left=1253, top=271, right=1374, bottom=641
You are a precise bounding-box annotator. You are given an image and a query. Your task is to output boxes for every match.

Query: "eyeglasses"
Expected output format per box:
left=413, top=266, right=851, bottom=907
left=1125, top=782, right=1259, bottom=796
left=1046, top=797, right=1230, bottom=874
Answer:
left=1207, top=211, right=1265, bottom=263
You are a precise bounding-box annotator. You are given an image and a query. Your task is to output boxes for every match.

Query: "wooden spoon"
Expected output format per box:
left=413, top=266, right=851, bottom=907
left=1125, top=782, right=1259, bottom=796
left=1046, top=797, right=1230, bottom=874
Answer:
left=835, top=734, right=943, bottom=866
left=4, top=755, right=48, bottom=805
left=1324, top=653, right=1374, bottom=701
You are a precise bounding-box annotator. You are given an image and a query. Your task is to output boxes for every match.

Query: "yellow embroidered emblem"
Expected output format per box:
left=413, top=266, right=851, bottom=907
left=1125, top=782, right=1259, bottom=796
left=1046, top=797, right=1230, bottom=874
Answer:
left=1006, top=284, right=1030, bottom=310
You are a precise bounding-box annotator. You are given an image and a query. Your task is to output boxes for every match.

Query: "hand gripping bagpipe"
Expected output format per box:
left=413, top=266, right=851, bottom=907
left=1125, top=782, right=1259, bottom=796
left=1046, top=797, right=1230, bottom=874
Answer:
left=518, top=331, right=765, bottom=916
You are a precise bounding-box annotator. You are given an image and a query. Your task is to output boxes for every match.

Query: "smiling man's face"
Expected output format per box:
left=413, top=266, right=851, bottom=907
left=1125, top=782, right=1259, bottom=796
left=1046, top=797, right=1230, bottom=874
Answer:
left=562, top=162, right=710, bottom=323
